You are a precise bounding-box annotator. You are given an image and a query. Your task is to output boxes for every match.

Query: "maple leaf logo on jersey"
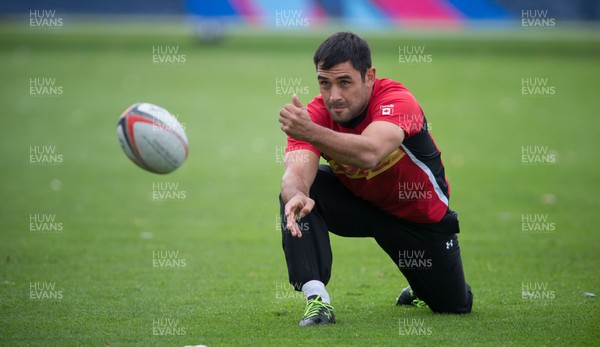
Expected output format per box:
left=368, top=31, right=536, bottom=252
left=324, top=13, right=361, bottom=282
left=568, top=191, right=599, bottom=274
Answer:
left=380, top=104, right=394, bottom=116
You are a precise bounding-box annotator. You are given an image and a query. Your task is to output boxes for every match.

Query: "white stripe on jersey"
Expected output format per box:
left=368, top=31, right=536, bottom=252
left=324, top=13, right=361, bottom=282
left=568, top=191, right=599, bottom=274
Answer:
left=400, top=144, right=449, bottom=207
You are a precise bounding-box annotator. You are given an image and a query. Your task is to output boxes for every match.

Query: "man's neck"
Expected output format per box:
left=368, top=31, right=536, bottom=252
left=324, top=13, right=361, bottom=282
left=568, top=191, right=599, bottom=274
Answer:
left=338, top=86, right=374, bottom=129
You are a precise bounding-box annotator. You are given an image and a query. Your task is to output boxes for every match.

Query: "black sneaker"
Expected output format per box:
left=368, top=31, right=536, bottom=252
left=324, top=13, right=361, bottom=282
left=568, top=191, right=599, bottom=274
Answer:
left=396, top=286, right=427, bottom=307
left=298, top=295, right=335, bottom=326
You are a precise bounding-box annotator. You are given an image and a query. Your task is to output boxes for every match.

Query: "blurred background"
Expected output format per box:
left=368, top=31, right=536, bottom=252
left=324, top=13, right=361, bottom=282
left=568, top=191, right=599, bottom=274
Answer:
left=2, top=0, right=600, bottom=38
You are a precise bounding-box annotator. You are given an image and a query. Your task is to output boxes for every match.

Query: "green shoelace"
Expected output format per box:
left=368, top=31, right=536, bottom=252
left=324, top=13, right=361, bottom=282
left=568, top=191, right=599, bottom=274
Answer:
left=411, top=298, right=428, bottom=307
left=302, top=295, right=334, bottom=319
left=407, top=289, right=427, bottom=308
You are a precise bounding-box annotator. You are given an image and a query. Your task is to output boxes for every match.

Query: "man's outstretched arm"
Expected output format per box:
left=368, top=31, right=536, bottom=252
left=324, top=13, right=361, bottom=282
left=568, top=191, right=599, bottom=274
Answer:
left=281, top=149, right=319, bottom=238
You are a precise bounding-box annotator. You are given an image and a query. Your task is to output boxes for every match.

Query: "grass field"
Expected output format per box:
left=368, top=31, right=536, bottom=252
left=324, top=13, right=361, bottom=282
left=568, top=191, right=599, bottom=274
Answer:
left=1, top=22, right=599, bottom=346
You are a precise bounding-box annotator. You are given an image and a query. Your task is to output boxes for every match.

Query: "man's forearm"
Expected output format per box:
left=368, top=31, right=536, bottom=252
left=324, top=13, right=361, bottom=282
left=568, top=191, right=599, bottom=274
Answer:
left=307, top=125, right=380, bottom=169
left=281, top=172, right=309, bottom=204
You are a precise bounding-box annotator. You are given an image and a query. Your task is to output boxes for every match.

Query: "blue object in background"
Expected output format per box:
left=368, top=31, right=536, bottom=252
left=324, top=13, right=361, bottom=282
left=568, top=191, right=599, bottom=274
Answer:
left=185, top=0, right=237, bottom=17
left=447, top=0, right=510, bottom=20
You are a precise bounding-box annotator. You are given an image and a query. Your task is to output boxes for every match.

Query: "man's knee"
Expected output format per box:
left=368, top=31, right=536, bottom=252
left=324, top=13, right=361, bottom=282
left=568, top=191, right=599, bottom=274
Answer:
left=429, top=285, right=473, bottom=314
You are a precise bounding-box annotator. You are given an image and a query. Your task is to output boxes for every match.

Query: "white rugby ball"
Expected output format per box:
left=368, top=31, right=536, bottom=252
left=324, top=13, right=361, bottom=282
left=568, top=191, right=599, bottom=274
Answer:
left=117, top=102, right=188, bottom=174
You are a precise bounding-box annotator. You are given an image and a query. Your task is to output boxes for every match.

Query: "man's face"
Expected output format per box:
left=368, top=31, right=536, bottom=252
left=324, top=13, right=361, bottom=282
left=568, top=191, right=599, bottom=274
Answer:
left=317, top=61, right=375, bottom=123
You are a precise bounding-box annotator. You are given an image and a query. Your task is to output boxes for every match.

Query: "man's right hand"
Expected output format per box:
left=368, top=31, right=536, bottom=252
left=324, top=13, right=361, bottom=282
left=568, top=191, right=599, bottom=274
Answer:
left=284, top=194, right=315, bottom=238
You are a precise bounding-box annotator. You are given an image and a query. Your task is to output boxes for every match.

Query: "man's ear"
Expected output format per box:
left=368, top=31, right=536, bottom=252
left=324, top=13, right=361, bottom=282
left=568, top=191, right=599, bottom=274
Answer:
left=365, top=67, right=376, bottom=86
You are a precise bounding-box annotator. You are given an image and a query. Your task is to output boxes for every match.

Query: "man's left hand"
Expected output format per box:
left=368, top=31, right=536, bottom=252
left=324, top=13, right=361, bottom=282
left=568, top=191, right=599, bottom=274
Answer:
left=279, top=94, right=314, bottom=141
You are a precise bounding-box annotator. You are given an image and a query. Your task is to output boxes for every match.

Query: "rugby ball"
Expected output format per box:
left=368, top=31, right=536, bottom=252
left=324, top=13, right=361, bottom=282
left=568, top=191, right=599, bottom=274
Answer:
left=117, top=102, right=188, bottom=174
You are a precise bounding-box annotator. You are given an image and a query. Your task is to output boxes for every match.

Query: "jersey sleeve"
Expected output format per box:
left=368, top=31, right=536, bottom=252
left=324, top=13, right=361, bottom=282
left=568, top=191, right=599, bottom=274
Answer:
left=372, top=88, right=424, bottom=138
left=286, top=135, right=320, bottom=156
left=285, top=96, right=327, bottom=157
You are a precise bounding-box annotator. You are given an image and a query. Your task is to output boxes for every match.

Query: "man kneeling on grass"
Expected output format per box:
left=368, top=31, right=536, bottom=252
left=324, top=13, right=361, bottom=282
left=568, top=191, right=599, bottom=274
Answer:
left=278, top=31, right=473, bottom=326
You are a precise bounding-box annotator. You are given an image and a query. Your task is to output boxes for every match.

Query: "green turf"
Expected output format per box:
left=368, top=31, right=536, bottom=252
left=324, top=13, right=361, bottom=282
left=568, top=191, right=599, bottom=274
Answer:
left=1, top=23, right=599, bottom=346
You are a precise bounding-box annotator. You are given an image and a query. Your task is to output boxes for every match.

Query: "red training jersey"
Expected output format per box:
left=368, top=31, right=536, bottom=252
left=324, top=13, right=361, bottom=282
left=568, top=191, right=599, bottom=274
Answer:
left=286, top=78, right=450, bottom=223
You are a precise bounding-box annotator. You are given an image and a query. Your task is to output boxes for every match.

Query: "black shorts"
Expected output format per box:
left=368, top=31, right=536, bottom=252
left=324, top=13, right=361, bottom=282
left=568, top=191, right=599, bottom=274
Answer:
left=280, top=164, right=472, bottom=314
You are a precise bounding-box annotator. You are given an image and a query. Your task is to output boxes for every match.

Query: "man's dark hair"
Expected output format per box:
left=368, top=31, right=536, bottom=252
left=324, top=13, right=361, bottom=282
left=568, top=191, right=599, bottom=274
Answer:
left=313, top=32, right=372, bottom=81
